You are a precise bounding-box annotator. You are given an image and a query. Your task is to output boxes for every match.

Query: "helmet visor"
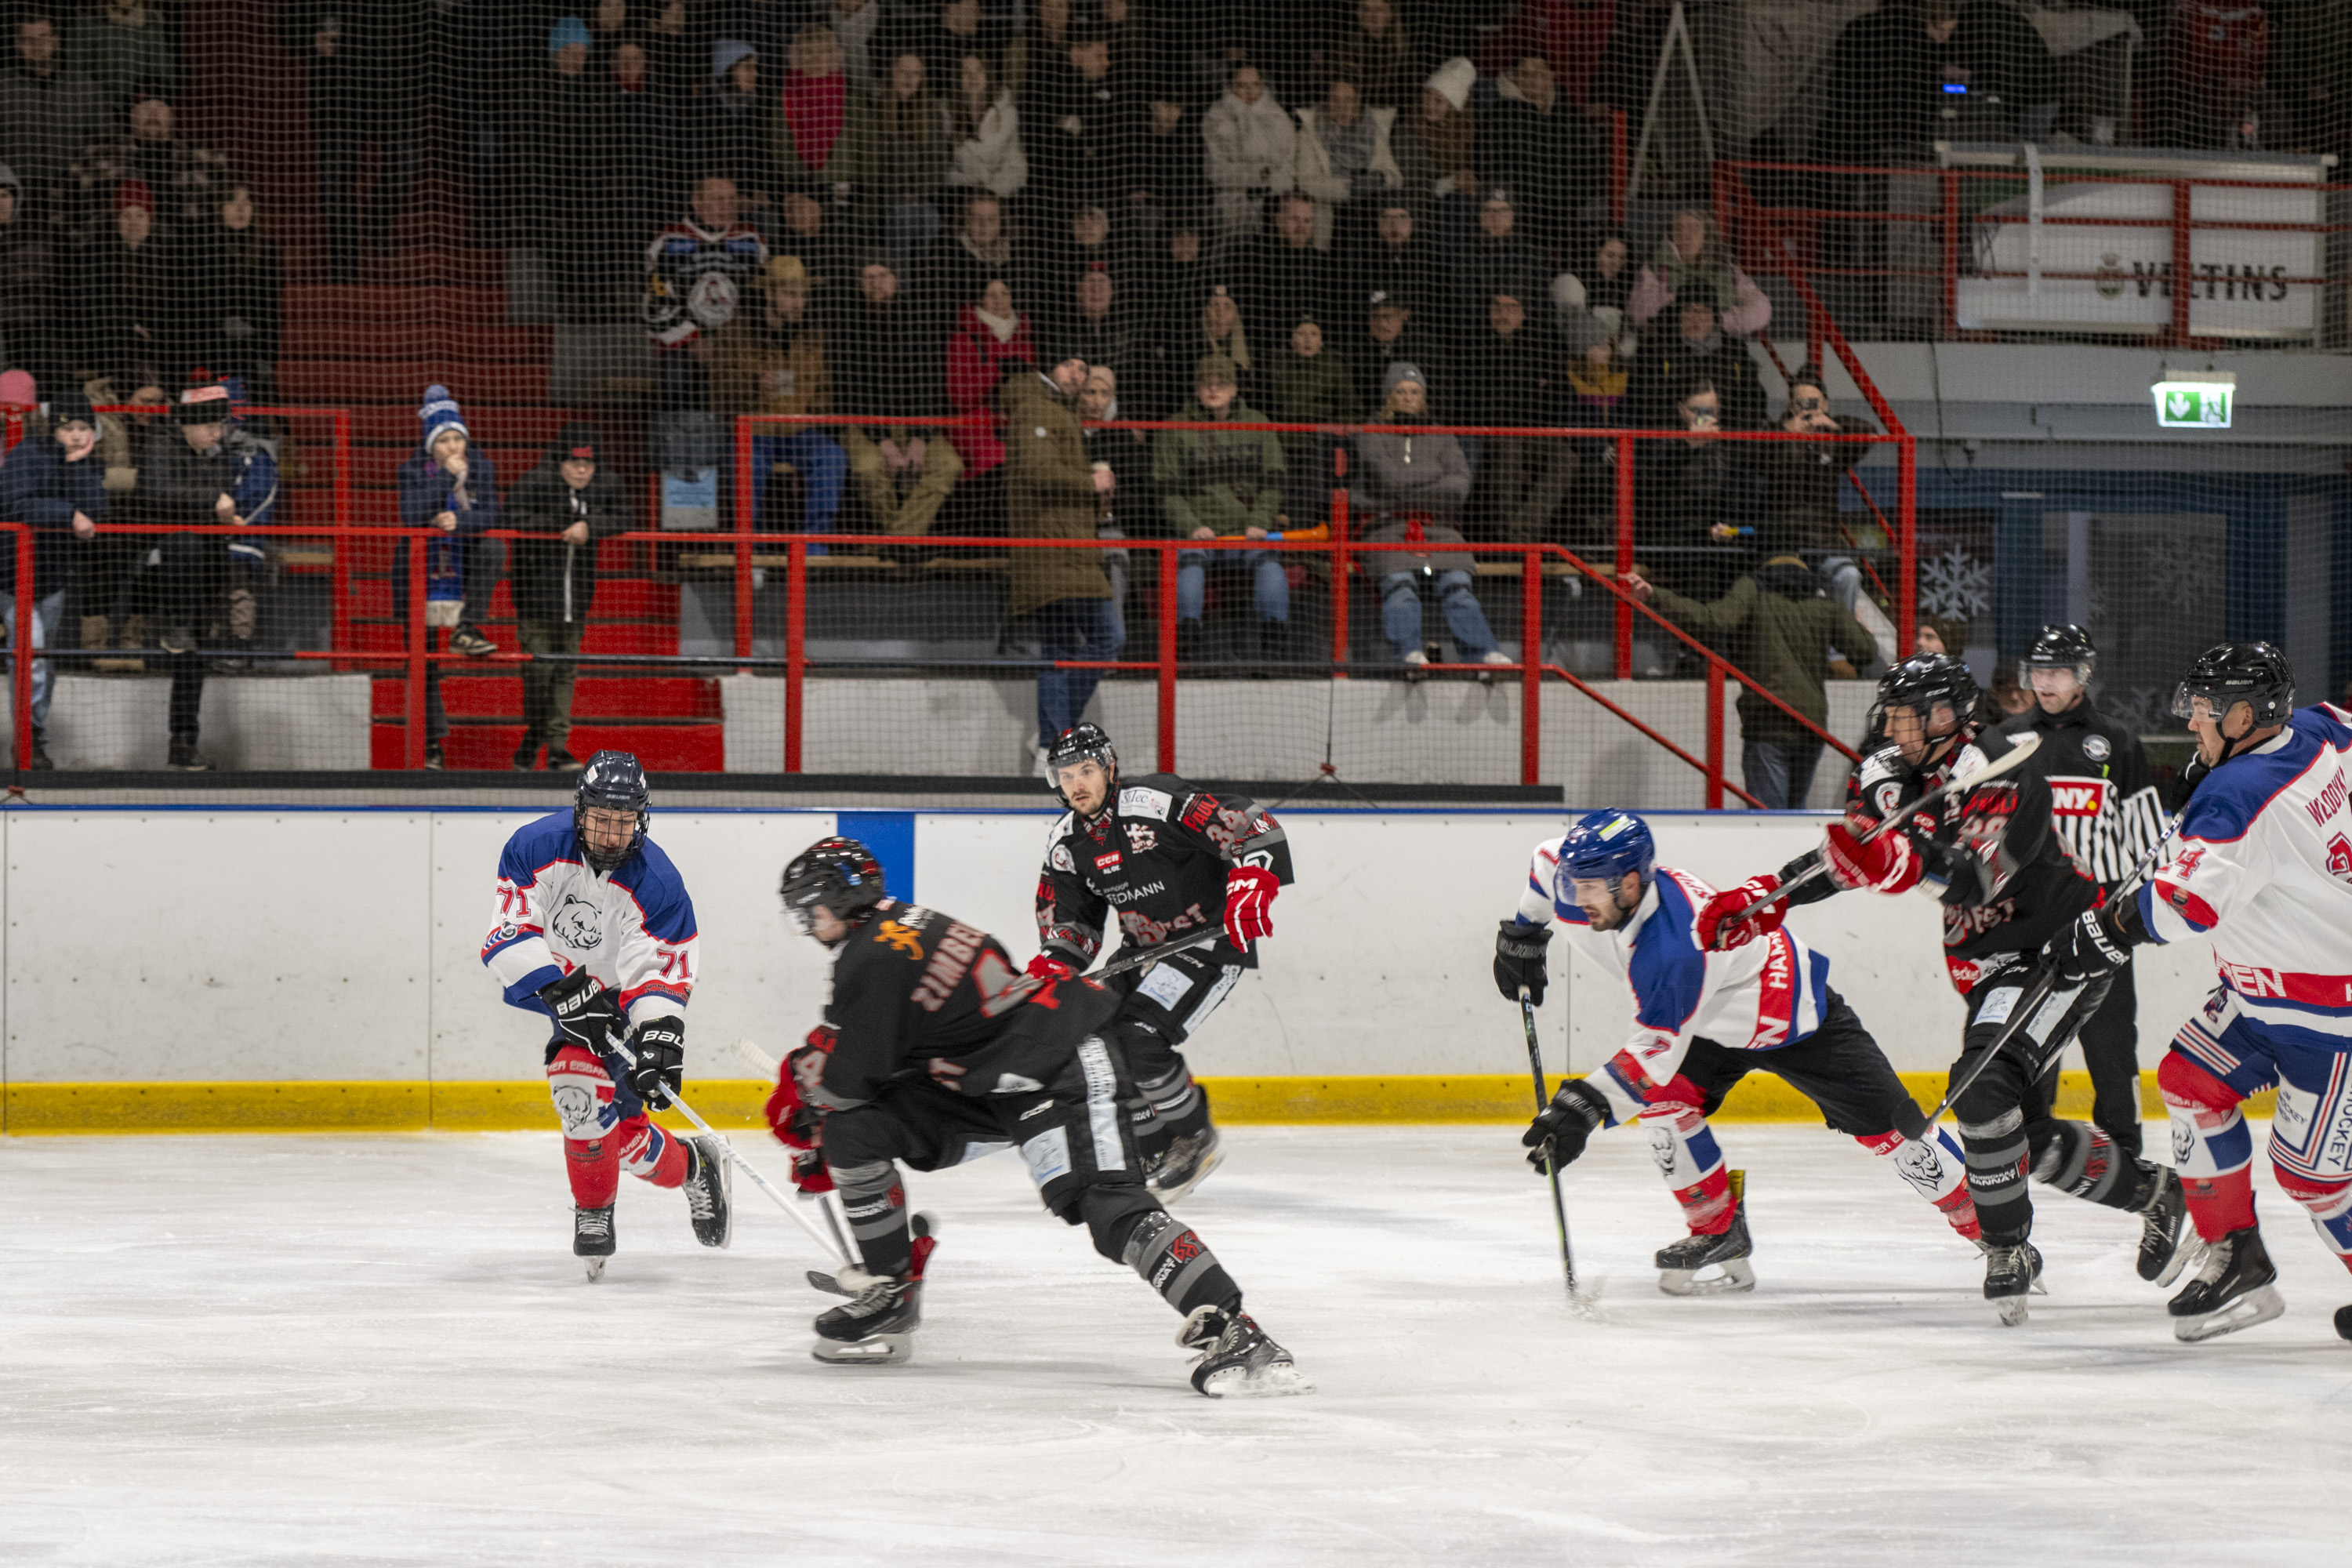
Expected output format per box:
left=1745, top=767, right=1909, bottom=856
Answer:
left=2172, top=684, right=2230, bottom=724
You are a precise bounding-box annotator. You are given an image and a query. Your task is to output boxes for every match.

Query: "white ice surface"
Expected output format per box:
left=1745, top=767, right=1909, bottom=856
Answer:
left=5, top=1124, right=2350, bottom=1566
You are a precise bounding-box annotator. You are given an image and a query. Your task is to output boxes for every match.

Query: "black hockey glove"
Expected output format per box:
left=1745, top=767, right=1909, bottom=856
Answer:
left=1523, top=1079, right=1609, bottom=1173
left=2167, top=752, right=2209, bottom=815
left=539, top=969, right=626, bottom=1056
left=1494, top=920, right=1552, bottom=1007
left=2043, top=906, right=2136, bottom=990
left=629, top=1016, right=687, bottom=1108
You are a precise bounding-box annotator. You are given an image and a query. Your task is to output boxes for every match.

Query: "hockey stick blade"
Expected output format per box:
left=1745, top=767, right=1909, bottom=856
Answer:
left=1717, top=730, right=2047, bottom=931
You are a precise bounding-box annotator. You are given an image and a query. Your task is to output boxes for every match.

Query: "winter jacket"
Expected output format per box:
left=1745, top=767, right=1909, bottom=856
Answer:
left=1201, top=88, right=1297, bottom=229
left=699, top=83, right=779, bottom=201
left=948, top=93, right=1029, bottom=197
left=1758, top=418, right=1882, bottom=558
left=505, top=433, right=632, bottom=625
left=1628, top=332, right=1769, bottom=433
left=1646, top=559, right=1877, bottom=743
left=1033, top=69, right=1138, bottom=210
left=1001, top=372, right=1109, bottom=618
left=0, top=194, right=53, bottom=332
left=1152, top=397, right=1283, bottom=536
left=945, top=303, right=1036, bottom=476
left=1474, top=328, right=1563, bottom=427
left=142, top=425, right=275, bottom=563
left=0, top=434, right=104, bottom=597
left=1261, top=348, right=1361, bottom=470
left=1392, top=109, right=1475, bottom=201
left=874, top=89, right=955, bottom=200
left=833, top=297, right=948, bottom=419
left=1479, top=76, right=1596, bottom=238
left=0, top=64, right=108, bottom=191
left=396, top=446, right=502, bottom=606
left=1294, top=104, right=1401, bottom=207
left=710, top=313, right=833, bottom=417
left=771, top=73, right=874, bottom=193
left=1353, top=425, right=1475, bottom=572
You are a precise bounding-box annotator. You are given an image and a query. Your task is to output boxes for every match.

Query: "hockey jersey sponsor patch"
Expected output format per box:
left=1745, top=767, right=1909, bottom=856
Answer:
left=1094, top=851, right=1123, bottom=872
left=1136, top=962, right=1196, bottom=1009
left=2048, top=778, right=2110, bottom=818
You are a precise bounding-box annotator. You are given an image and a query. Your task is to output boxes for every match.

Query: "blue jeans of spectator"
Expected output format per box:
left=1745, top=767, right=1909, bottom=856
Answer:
left=1742, top=737, right=1824, bottom=810
left=2, top=587, right=64, bottom=739
left=1381, top=569, right=1496, bottom=659
left=751, top=433, right=848, bottom=534
left=1034, top=595, right=1123, bottom=744
left=1177, top=546, right=1287, bottom=623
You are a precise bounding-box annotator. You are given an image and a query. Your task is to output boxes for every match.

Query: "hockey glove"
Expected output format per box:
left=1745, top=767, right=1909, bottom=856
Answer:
left=2167, top=752, right=2209, bottom=815
left=629, top=1016, right=686, bottom=1108
left=2044, top=906, right=2134, bottom=989
left=763, top=1025, right=837, bottom=1193
left=539, top=969, right=626, bottom=1056
left=1025, top=953, right=1075, bottom=983
left=1821, top=818, right=1922, bottom=895
left=1223, top=864, right=1279, bottom=948
left=1693, top=876, right=1787, bottom=951
left=1493, top=920, right=1552, bottom=1006
left=1523, top=1079, right=1609, bottom=1172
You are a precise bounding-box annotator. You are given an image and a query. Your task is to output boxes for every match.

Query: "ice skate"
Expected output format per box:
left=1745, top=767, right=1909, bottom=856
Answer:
left=574, top=1203, right=615, bottom=1282
left=1656, top=1201, right=1755, bottom=1296
left=2168, top=1225, right=2285, bottom=1342
left=2136, top=1166, right=2195, bottom=1285
left=1982, top=1240, right=2043, bottom=1324
left=810, top=1213, right=935, bottom=1297
left=811, top=1224, right=936, bottom=1365
left=681, top=1135, right=733, bottom=1248
left=1147, top=1126, right=1224, bottom=1204
left=1177, top=1305, right=1312, bottom=1398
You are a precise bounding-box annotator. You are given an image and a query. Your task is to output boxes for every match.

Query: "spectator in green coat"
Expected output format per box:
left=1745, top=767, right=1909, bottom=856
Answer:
left=1261, top=314, right=1360, bottom=526
left=1153, top=353, right=1288, bottom=664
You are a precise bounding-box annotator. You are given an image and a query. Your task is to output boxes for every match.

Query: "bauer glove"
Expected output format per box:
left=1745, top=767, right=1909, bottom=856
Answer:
left=1693, top=876, right=1786, bottom=951
left=1223, top=864, right=1279, bottom=947
left=1493, top=920, right=1551, bottom=1006
left=539, top=968, right=626, bottom=1056
left=1523, top=1079, right=1609, bottom=1172
left=2044, top=906, right=2133, bottom=989
left=629, top=1017, right=686, bottom=1108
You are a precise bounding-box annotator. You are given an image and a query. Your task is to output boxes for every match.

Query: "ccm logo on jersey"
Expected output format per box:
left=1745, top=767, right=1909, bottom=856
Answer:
left=2049, top=778, right=2110, bottom=818
left=1094, top=851, right=1123, bottom=873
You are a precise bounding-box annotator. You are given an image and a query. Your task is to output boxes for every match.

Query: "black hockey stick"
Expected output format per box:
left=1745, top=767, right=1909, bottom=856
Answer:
left=1520, top=987, right=1588, bottom=1314
left=1085, top=931, right=1221, bottom=980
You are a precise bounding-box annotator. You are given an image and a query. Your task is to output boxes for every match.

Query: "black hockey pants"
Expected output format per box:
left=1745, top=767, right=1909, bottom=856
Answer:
left=1109, top=946, right=1242, bottom=1151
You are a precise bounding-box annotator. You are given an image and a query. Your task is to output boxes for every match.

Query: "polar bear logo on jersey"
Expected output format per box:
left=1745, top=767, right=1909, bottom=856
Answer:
left=553, top=894, right=604, bottom=950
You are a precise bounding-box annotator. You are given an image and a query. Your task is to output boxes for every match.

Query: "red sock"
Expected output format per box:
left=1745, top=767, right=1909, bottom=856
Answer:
left=616, top=1116, right=689, bottom=1189
left=2183, top=1167, right=2256, bottom=1242
left=564, top=1137, right=620, bottom=1208
left=1671, top=1167, right=1733, bottom=1236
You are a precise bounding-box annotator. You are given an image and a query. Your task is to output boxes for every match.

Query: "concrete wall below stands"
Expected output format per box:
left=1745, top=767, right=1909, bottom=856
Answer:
left=2, top=675, right=372, bottom=770
left=0, top=808, right=2227, bottom=1131
left=720, top=677, right=1879, bottom=806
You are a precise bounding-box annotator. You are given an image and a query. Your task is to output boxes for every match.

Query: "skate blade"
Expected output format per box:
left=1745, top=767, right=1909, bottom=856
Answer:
left=583, top=1257, right=606, bottom=1283
left=2174, top=1283, right=2285, bottom=1342
left=1994, top=1294, right=2029, bottom=1325
left=811, top=1333, right=913, bottom=1365
left=1149, top=1146, right=1226, bottom=1207
left=1657, top=1258, right=1755, bottom=1297
left=1198, top=1359, right=1316, bottom=1399
left=2154, top=1235, right=2204, bottom=1289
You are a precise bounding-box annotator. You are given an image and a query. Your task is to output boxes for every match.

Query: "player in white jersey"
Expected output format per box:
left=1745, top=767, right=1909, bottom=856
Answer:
left=2042, top=643, right=2352, bottom=1339
left=1501, top=810, right=1980, bottom=1294
left=481, top=751, right=730, bottom=1277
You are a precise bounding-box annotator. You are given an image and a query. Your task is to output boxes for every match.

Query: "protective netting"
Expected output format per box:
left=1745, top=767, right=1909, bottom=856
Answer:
left=0, top=1, right=2343, bottom=797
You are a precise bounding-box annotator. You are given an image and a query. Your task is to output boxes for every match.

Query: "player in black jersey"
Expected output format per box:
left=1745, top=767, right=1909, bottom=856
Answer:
left=1693, top=653, right=2188, bottom=1323
left=2001, top=625, right=2170, bottom=1156
left=1029, top=724, right=1295, bottom=1200
left=759, top=837, right=1308, bottom=1396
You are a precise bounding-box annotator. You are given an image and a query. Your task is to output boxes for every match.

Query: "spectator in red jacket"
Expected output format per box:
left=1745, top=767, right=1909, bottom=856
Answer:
left=945, top=277, right=1035, bottom=482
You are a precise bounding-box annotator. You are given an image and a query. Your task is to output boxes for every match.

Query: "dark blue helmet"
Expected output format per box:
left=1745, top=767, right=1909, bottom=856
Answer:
left=779, top=836, right=888, bottom=939
left=1558, top=808, right=1656, bottom=889
left=575, top=750, right=650, bottom=873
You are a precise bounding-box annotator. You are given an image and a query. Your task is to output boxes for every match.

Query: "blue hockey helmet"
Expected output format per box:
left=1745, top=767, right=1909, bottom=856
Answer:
left=1558, top=808, right=1656, bottom=891
left=575, top=750, right=650, bottom=873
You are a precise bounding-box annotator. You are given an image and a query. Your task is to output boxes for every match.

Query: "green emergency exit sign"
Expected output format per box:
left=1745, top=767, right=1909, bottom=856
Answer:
left=2151, top=370, right=2236, bottom=430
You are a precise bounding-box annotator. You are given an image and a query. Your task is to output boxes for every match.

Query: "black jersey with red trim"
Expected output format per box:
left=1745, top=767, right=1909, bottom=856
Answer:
left=1036, top=774, right=1294, bottom=971
left=1995, top=699, right=2168, bottom=889
left=813, top=900, right=1116, bottom=1109
left=1784, top=720, right=2094, bottom=985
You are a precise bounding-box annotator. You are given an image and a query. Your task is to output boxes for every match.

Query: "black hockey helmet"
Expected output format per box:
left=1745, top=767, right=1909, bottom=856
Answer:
left=2173, top=641, right=2296, bottom=739
left=1878, top=651, right=1980, bottom=720
left=1044, top=721, right=1119, bottom=810
left=574, top=750, right=650, bottom=873
left=779, top=836, right=888, bottom=939
left=2023, top=623, right=2097, bottom=684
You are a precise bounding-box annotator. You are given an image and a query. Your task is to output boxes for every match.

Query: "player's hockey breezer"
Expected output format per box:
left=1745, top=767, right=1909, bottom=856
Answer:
left=1500, top=809, right=1982, bottom=1294
left=480, top=750, right=731, bottom=1278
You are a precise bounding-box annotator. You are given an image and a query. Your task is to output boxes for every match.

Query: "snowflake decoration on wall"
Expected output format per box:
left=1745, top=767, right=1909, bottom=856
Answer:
left=1918, top=547, right=1993, bottom=622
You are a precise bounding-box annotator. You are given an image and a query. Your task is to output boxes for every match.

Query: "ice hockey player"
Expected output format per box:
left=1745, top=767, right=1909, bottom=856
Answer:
left=762, top=837, right=1308, bottom=1396
left=1500, top=808, right=1982, bottom=1294
left=1028, top=722, right=1294, bottom=1200
left=1696, top=653, right=2188, bottom=1323
left=2000, top=625, right=2169, bottom=1156
left=480, top=750, right=730, bottom=1278
left=2038, top=643, right=2352, bottom=1341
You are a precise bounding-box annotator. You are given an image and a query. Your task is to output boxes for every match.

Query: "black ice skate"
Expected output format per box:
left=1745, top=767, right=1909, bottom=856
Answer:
left=2168, top=1225, right=2285, bottom=1342
left=1656, top=1201, right=1755, bottom=1296
left=2136, top=1166, right=2195, bottom=1285
left=575, top=1203, right=615, bottom=1282
left=1982, top=1240, right=2044, bottom=1325
left=1177, top=1305, right=1312, bottom=1398
left=681, top=1136, right=734, bottom=1248
left=1147, top=1126, right=1225, bottom=1204
left=811, top=1225, right=938, bottom=1366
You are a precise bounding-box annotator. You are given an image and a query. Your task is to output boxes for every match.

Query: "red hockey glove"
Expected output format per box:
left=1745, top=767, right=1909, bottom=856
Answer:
left=1821, top=818, right=1922, bottom=895
left=1693, top=876, right=1787, bottom=951
left=1223, top=864, right=1279, bottom=947
left=1025, top=953, right=1074, bottom=982
left=762, top=1025, right=837, bottom=1193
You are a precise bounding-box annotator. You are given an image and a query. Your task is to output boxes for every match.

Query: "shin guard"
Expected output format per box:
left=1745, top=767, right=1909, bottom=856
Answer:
left=548, top=1044, right=624, bottom=1207
left=2161, top=1049, right=2259, bottom=1242
left=1642, top=1081, right=1733, bottom=1236
left=1857, top=1127, right=1981, bottom=1242
left=615, top=1116, right=688, bottom=1189
left=1957, top=1105, right=2034, bottom=1242
left=2030, top=1119, right=2147, bottom=1210
left=1120, top=1207, right=1240, bottom=1317
left=832, top=1158, right=914, bottom=1277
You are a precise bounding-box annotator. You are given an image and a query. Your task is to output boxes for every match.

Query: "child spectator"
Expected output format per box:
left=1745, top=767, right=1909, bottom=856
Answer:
left=506, top=423, right=631, bottom=772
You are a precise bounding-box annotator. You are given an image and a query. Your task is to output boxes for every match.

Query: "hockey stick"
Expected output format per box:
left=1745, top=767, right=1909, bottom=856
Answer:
left=1717, top=729, right=2046, bottom=929
left=730, top=1036, right=856, bottom=1261
left=609, top=1033, right=851, bottom=1267
left=1083, top=931, right=1221, bottom=980
left=1520, top=986, right=1592, bottom=1316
